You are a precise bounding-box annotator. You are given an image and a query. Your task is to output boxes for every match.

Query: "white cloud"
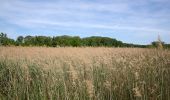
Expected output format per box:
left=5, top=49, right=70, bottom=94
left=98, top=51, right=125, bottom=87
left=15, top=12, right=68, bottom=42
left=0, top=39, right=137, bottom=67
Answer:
left=0, top=0, right=170, bottom=44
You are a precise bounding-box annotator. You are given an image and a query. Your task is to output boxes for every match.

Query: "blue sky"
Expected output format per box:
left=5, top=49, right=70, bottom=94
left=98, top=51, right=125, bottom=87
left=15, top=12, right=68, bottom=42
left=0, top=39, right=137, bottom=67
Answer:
left=0, top=0, right=170, bottom=44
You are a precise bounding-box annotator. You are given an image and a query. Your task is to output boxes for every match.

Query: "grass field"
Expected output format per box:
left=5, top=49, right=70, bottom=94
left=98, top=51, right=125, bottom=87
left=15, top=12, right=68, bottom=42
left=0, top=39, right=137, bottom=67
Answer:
left=0, top=47, right=170, bottom=100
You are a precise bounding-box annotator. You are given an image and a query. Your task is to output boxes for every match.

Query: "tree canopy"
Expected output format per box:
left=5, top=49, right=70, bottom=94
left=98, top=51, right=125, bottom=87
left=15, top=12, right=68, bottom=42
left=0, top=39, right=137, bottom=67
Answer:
left=0, top=32, right=169, bottom=48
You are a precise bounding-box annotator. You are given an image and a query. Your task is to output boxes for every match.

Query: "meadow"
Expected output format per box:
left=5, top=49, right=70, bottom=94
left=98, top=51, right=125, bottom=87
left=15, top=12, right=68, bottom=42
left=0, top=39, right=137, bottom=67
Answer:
left=0, top=47, right=170, bottom=100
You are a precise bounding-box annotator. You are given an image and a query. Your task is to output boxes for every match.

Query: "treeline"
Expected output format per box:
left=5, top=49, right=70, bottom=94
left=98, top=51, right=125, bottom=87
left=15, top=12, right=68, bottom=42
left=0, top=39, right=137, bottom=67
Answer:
left=150, top=41, right=170, bottom=49
left=0, top=32, right=170, bottom=48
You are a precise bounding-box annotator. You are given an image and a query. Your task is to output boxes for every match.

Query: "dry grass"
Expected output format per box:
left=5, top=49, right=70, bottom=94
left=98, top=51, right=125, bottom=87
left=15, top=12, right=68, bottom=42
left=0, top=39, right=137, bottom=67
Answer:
left=0, top=47, right=170, bottom=100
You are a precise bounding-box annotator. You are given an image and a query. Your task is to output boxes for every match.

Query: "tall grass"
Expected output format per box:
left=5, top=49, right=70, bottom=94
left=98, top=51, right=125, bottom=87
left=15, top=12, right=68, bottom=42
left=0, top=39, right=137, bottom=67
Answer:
left=0, top=47, right=170, bottom=100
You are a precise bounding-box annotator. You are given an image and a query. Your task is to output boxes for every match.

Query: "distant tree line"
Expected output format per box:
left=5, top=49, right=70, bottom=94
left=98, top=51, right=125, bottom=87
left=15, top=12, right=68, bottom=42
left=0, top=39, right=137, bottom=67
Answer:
left=0, top=32, right=170, bottom=48
left=149, top=41, right=170, bottom=49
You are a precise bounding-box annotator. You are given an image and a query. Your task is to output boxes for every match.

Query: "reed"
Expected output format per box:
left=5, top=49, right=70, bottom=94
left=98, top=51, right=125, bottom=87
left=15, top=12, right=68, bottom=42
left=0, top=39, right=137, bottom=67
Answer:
left=0, top=47, right=170, bottom=100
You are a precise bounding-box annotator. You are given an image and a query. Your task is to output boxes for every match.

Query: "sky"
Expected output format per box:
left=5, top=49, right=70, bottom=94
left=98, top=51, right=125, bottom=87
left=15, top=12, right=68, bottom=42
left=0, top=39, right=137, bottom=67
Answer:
left=0, top=0, right=170, bottom=44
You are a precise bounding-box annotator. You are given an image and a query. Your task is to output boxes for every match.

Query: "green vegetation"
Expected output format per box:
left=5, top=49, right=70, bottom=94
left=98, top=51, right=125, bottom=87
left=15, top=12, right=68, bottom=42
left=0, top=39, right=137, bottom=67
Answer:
left=1, top=32, right=169, bottom=48
left=0, top=33, right=15, bottom=46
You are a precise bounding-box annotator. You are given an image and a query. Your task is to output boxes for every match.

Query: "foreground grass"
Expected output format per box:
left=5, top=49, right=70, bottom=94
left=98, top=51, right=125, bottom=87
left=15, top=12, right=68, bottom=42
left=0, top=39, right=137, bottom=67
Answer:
left=0, top=47, right=170, bottom=100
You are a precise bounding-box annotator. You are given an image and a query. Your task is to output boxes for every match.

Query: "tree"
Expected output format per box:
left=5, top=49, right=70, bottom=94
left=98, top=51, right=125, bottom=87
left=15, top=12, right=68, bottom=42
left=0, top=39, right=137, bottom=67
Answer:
left=24, top=36, right=35, bottom=46
left=82, top=36, right=124, bottom=47
left=0, top=32, right=15, bottom=46
left=0, top=33, right=7, bottom=45
left=70, top=36, right=81, bottom=47
left=16, top=36, right=24, bottom=46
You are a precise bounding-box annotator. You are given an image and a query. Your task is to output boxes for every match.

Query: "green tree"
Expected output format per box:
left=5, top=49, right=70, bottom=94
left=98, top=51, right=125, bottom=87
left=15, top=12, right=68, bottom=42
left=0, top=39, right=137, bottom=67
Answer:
left=0, top=32, right=15, bottom=46
left=70, top=36, right=81, bottom=47
left=16, top=36, right=24, bottom=46
left=24, top=36, right=35, bottom=46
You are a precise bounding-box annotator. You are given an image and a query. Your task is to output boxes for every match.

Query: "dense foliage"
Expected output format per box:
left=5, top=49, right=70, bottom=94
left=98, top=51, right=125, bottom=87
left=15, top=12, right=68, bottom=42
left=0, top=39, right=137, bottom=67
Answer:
left=0, top=32, right=170, bottom=48
left=0, top=33, right=15, bottom=46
